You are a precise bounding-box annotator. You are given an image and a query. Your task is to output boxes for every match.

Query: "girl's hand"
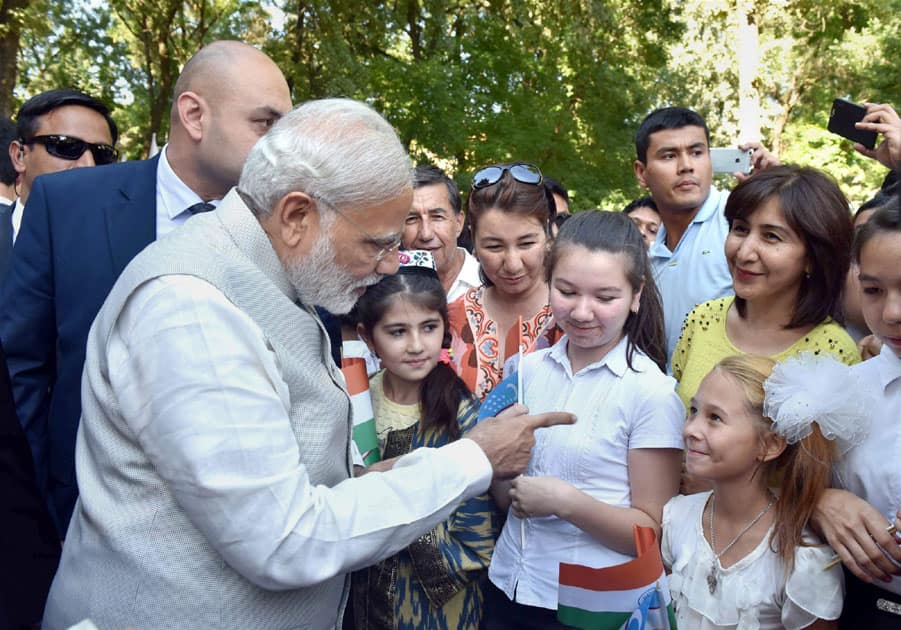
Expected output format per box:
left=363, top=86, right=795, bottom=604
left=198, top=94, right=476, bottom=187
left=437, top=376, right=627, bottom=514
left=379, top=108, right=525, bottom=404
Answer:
left=812, top=489, right=901, bottom=583
left=509, top=475, right=571, bottom=519
left=857, top=334, right=882, bottom=361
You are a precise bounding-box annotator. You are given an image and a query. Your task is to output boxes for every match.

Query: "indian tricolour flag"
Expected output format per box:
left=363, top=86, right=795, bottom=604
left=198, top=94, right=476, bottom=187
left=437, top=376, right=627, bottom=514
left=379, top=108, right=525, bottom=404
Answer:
left=341, top=357, right=380, bottom=465
left=557, top=525, right=676, bottom=630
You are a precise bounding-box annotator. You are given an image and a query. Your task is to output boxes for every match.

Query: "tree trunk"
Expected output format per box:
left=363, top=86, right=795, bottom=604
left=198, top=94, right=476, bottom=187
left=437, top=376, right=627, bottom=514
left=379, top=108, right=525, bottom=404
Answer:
left=736, top=0, right=760, bottom=144
left=0, top=0, right=31, bottom=117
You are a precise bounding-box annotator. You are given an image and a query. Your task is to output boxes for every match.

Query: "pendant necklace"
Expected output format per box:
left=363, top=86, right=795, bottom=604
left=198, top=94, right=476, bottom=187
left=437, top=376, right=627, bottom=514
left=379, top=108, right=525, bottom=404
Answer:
left=706, top=492, right=776, bottom=594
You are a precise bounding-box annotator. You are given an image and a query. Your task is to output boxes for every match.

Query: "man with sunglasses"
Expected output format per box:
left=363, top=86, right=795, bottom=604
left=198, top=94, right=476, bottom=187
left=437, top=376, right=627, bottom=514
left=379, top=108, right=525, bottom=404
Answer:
left=7, top=89, right=118, bottom=240
left=0, top=42, right=292, bottom=539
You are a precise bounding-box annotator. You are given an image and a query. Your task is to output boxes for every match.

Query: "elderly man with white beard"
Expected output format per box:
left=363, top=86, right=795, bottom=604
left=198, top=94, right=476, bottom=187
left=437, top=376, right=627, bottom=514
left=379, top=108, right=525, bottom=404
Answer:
left=42, top=99, right=573, bottom=630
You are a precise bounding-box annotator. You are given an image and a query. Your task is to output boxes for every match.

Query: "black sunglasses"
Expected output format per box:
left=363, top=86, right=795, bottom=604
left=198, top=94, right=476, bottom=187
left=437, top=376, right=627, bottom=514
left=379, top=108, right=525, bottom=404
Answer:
left=23, top=134, right=119, bottom=165
left=471, top=162, right=543, bottom=189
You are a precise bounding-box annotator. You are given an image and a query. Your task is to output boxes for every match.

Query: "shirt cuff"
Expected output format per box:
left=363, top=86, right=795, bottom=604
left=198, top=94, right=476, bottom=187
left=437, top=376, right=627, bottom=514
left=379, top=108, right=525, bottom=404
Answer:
left=393, top=438, right=493, bottom=497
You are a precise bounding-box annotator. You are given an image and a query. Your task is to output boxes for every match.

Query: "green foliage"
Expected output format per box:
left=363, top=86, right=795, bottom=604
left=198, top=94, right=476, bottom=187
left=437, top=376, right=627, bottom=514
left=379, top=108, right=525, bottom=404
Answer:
left=5, top=0, right=899, bottom=202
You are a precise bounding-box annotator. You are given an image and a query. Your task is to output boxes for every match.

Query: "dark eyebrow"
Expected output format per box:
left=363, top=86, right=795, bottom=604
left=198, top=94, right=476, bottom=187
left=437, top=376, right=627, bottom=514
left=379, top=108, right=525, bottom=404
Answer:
left=251, top=106, right=284, bottom=119
left=554, top=278, right=623, bottom=292
left=654, top=142, right=707, bottom=155
left=858, top=273, right=881, bottom=283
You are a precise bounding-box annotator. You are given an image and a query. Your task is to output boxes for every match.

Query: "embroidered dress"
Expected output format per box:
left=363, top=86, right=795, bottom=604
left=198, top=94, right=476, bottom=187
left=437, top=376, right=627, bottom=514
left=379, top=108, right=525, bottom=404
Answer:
left=662, top=492, right=843, bottom=629
left=672, top=296, right=860, bottom=411
left=353, top=373, right=499, bottom=630
left=448, top=285, right=558, bottom=400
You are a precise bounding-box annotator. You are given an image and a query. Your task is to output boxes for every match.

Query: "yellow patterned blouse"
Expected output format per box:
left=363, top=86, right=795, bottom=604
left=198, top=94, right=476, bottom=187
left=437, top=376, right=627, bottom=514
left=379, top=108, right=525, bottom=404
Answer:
left=672, top=297, right=860, bottom=412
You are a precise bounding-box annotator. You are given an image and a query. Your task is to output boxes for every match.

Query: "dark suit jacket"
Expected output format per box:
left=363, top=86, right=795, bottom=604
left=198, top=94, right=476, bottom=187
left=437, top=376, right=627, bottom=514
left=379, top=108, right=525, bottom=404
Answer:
left=0, top=201, right=13, bottom=284
left=0, top=340, right=60, bottom=630
left=0, top=156, right=158, bottom=536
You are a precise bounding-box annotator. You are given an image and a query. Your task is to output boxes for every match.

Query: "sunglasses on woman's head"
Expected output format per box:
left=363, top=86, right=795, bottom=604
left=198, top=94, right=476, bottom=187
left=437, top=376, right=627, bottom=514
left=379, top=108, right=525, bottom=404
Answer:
left=23, top=134, right=119, bottom=165
left=471, top=162, right=543, bottom=190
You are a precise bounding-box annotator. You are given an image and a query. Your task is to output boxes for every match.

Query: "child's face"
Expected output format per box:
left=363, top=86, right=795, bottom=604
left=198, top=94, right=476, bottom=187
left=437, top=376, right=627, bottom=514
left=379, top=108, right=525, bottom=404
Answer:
left=549, top=246, right=641, bottom=368
left=367, top=296, right=444, bottom=385
left=684, top=370, right=767, bottom=483
left=858, top=232, right=901, bottom=357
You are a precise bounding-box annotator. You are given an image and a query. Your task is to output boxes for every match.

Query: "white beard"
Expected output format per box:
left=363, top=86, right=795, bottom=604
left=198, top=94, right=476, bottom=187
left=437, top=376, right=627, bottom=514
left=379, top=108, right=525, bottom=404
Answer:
left=286, top=229, right=381, bottom=314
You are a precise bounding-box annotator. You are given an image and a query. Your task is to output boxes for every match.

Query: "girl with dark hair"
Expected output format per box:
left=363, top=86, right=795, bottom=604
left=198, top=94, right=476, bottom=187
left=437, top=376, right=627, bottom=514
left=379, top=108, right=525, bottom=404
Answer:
left=448, top=162, right=561, bottom=400
left=672, top=165, right=860, bottom=414
left=351, top=250, right=498, bottom=630
left=664, top=353, right=858, bottom=628
left=485, top=211, right=684, bottom=629
left=814, top=201, right=901, bottom=628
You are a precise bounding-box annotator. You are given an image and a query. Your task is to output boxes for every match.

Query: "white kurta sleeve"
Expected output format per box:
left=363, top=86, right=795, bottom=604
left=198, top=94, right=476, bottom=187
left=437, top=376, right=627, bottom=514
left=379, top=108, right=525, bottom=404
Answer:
left=107, top=275, right=493, bottom=590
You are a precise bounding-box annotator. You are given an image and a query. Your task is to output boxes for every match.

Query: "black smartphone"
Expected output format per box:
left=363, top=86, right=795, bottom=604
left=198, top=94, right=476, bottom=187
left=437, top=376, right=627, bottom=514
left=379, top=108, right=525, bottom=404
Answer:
left=828, top=98, right=877, bottom=150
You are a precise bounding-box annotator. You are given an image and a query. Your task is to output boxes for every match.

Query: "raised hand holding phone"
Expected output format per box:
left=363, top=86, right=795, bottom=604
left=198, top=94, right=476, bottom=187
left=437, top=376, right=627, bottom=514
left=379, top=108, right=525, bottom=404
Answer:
left=853, top=102, right=901, bottom=171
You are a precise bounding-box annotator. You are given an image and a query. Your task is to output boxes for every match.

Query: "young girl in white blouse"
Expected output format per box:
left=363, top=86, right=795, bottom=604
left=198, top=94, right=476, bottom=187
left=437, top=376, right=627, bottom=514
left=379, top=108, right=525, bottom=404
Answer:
left=663, top=352, right=866, bottom=629
left=485, top=211, right=684, bottom=629
left=812, top=201, right=901, bottom=628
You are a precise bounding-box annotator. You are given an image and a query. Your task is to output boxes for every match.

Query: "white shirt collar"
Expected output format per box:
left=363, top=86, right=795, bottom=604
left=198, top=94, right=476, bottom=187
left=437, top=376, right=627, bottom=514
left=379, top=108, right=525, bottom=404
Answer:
left=11, top=197, right=24, bottom=243
left=157, top=144, right=219, bottom=220
left=546, top=334, right=629, bottom=378
left=877, top=344, right=901, bottom=391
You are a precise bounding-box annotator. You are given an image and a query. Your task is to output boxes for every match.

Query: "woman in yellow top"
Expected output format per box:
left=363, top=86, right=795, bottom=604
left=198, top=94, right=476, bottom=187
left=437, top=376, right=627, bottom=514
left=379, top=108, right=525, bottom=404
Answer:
left=672, top=165, right=860, bottom=412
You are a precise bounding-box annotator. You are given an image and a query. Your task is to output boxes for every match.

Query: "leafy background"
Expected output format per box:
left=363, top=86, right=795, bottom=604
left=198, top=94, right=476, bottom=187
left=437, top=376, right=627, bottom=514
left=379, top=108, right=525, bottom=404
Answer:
left=1, top=0, right=898, bottom=207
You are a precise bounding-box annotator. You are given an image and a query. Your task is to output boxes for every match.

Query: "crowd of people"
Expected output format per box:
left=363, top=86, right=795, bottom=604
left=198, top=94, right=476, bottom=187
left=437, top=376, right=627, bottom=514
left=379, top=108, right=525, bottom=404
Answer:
left=0, top=38, right=899, bottom=630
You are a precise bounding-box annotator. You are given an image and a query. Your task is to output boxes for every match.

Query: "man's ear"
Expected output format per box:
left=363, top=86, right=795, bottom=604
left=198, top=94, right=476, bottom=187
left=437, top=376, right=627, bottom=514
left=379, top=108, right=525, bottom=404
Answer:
left=454, top=211, right=466, bottom=239
left=175, top=91, right=207, bottom=142
left=10, top=140, right=26, bottom=174
left=634, top=160, right=648, bottom=188
left=269, top=191, right=320, bottom=252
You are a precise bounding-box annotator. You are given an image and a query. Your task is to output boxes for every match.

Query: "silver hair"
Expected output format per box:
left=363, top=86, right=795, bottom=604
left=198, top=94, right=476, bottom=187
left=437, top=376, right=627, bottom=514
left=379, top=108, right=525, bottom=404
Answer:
left=239, top=98, right=412, bottom=216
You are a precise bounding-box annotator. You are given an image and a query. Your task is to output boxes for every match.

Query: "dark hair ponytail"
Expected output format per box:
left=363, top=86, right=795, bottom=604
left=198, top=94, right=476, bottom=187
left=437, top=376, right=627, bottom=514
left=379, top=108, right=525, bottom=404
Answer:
left=355, top=271, right=474, bottom=440
left=545, top=211, right=667, bottom=372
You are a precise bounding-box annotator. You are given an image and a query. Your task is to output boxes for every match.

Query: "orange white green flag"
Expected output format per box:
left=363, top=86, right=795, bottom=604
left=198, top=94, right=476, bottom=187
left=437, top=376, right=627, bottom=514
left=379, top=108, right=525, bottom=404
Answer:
left=341, top=357, right=381, bottom=465
left=557, top=525, right=676, bottom=630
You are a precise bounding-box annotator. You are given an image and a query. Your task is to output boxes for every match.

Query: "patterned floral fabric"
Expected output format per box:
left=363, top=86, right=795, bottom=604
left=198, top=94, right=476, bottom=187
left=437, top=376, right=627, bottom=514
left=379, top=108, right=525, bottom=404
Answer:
left=447, top=286, right=559, bottom=400
left=352, top=381, right=499, bottom=630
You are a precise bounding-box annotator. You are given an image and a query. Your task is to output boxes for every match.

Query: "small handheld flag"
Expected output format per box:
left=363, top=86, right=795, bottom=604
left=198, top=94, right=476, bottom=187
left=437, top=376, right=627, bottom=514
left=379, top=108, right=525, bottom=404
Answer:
left=557, top=525, right=676, bottom=630
left=341, top=357, right=381, bottom=465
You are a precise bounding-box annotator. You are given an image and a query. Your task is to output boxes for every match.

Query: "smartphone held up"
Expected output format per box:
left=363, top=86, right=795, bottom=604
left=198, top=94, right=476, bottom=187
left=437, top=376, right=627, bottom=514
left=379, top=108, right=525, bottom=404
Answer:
left=827, top=98, right=878, bottom=150
left=710, top=148, right=753, bottom=175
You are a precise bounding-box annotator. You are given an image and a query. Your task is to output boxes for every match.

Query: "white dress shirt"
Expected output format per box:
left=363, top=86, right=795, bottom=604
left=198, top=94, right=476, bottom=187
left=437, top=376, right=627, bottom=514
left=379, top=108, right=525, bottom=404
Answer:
left=447, top=248, right=481, bottom=303
left=489, top=336, right=685, bottom=609
left=835, top=345, right=901, bottom=595
left=155, top=144, right=219, bottom=237
left=106, top=272, right=494, bottom=589
left=11, top=197, right=23, bottom=243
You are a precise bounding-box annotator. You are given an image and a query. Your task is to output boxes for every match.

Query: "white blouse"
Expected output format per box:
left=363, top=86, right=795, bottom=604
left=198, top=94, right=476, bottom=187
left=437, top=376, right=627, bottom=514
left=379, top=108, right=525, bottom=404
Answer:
left=834, top=344, right=901, bottom=595
left=662, top=492, right=844, bottom=629
left=489, top=335, right=685, bottom=609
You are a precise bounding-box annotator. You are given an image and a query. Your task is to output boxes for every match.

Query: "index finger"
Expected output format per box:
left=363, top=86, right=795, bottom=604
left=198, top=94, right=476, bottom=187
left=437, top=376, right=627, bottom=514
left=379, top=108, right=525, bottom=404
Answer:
left=497, top=403, right=529, bottom=418
left=526, top=411, right=576, bottom=430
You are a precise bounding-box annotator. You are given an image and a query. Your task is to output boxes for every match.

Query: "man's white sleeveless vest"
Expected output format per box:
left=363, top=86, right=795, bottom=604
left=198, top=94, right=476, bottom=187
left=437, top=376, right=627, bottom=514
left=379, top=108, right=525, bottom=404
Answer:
left=44, top=190, right=353, bottom=629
